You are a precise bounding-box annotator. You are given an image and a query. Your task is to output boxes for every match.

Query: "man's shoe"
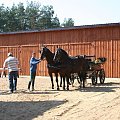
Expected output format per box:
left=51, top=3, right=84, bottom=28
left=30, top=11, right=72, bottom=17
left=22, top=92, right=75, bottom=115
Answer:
left=8, top=91, right=13, bottom=94
left=27, top=89, right=30, bottom=92
left=13, top=90, right=17, bottom=93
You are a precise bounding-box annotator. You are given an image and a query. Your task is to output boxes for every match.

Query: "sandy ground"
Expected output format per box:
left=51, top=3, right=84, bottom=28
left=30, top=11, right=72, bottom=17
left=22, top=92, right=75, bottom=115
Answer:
left=0, top=76, right=120, bottom=120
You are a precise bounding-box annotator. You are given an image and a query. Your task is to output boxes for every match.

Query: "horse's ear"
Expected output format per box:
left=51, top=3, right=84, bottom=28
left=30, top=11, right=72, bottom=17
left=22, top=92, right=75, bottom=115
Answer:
left=41, top=44, right=44, bottom=47
left=40, top=44, right=44, bottom=50
left=41, top=44, right=46, bottom=47
left=42, top=44, right=47, bottom=48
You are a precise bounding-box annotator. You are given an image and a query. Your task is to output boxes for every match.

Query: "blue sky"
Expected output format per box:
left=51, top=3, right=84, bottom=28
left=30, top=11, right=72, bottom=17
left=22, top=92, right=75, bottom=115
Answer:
left=0, top=0, right=120, bottom=26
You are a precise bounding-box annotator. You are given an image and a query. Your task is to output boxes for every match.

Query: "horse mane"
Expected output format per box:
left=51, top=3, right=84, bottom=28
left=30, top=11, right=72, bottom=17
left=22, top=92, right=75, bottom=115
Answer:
left=44, top=47, right=54, bottom=56
left=59, top=48, right=69, bottom=57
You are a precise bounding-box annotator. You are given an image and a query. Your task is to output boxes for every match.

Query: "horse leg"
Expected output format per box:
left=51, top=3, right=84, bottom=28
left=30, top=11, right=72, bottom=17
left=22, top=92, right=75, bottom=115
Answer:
left=60, top=74, right=62, bottom=87
left=49, top=73, right=54, bottom=89
left=83, top=72, right=86, bottom=88
left=65, top=75, right=70, bottom=90
left=63, top=76, right=65, bottom=90
left=55, top=73, right=59, bottom=90
left=69, top=76, right=71, bottom=85
left=79, top=73, right=82, bottom=88
left=80, top=72, right=86, bottom=88
left=66, top=76, right=69, bottom=90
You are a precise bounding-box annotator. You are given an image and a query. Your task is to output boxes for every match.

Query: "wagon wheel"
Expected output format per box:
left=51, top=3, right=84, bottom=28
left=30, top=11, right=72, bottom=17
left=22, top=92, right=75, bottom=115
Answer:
left=70, top=73, right=81, bottom=86
left=76, top=75, right=81, bottom=84
left=91, top=71, right=97, bottom=85
left=92, top=76, right=97, bottom=85
left=99, top=69, right=105, bottom=84
left=70, top=74, right=75, bottom=86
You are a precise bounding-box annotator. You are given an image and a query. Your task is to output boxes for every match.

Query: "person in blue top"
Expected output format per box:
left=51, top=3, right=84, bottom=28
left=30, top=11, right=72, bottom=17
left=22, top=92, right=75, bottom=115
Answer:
left=28, top=52, right=41, bottom=91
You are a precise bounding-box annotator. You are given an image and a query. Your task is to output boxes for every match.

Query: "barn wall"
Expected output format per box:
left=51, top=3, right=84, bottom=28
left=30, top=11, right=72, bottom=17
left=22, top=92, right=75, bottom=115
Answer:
left=0, top=24, right=120, bottom=77
left=0, top=41, right=120, bottom=78
left=0, top=26, right=120, bottom=46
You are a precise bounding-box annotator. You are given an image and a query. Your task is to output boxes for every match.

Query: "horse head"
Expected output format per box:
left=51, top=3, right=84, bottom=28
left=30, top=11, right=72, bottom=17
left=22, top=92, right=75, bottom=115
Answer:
left=40, top=46, right=54, bottom=64
left=53, top=48, right=69, bottom=63
left=40, top=46, right=47, bottom=60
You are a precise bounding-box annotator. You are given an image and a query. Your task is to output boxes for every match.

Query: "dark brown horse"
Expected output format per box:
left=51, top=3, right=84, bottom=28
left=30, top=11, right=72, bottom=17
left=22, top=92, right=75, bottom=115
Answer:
left=40, top=46, right=64, bottom=90
left=53, top=48, right=89, bottom=88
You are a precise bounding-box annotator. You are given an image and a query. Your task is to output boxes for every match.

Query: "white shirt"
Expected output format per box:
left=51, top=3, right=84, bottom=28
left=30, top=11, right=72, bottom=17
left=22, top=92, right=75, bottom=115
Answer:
left=3, top=56, right=19, bottom=72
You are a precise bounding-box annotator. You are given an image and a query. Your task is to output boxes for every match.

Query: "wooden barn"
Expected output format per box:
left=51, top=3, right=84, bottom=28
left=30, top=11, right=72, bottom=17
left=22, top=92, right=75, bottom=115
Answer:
left=0, top=23, right=120, bottom=78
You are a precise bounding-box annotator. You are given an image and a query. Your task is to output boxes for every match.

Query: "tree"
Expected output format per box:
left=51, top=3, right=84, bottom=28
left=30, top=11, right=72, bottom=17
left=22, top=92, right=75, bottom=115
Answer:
left=8, top=4, right=18, bottom=31
left=25, top=1, right=41, bottom=30
left=0, top=4, right=8, bottom=32
left=51, top=16, right=60, bottom=28
left=0, top=1, right=74, bottom=32
left=61, top=18, right=74, bottom=27
left=16, top=2, right=26, bottom=31
left=38, top=5, right=60, bottom=29
left=0, top=3, right=26, bottom=32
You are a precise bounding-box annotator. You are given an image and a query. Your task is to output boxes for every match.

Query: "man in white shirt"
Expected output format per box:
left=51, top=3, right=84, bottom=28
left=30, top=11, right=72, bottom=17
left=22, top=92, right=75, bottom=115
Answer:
left=3, top=52, right=19, bottom=93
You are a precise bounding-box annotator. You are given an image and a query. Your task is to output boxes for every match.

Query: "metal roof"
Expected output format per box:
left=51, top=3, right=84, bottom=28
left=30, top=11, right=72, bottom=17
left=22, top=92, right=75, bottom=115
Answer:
left=0, top=22, right=120, bottom=35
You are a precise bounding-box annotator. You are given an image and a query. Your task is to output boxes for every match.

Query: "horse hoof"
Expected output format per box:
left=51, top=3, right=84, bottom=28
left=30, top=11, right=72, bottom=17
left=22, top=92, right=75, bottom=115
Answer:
left=63, top=87, right=65, bottom=90
left=71, top=84, right=74, bottom=87
left=52, top=86, right=54, bottom=89
left=57, top=87, right=60, bottom=90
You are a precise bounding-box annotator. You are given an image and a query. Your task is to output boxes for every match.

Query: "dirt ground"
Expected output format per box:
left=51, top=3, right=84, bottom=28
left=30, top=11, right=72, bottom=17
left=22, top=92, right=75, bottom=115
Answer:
left=0, top=76, right=120, bottom=120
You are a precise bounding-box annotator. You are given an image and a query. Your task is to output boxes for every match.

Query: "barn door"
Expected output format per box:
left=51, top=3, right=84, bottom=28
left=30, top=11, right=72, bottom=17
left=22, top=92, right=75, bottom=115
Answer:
left=0, top=46, right=21, bottom=75
left=0, top=47, right=9, bottom=68
left=69, top=42, right=95, bottom=57
left=21, top=45, right=40, bottom=76
left=44, top=42, right=95, bottom=58
left=111, top=40, right=120, bottom=77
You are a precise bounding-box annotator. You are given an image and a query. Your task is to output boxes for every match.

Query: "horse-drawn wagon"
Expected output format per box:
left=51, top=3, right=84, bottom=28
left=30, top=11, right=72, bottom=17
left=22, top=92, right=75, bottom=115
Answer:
left=70, top=55, right=107, bottom=85
left=40, top=46, right=107, bottom=90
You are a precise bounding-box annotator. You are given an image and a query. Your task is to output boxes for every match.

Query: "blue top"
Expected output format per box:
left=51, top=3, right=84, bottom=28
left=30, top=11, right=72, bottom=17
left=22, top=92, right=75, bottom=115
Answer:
left=30, top=57, right=40, bottom=72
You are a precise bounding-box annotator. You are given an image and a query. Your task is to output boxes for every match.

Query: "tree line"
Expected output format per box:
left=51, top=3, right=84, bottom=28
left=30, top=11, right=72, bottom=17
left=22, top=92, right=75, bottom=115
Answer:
left=0, top=1, right=74, bottom=32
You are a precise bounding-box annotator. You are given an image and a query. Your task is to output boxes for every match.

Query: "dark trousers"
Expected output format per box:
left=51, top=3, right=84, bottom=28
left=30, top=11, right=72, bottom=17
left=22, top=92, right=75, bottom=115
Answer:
left=28, top=71, right=36, bottom=90
left=8, top=71, right=18, bottom=92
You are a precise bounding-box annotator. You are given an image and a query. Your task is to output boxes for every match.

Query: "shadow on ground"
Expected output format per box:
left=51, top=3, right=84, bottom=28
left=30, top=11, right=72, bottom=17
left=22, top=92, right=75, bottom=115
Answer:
left=0, top=100, right=67, bottom=120
left=0, top=89, right=58, bottom=95
left=74, top=82, right=120, bottom=92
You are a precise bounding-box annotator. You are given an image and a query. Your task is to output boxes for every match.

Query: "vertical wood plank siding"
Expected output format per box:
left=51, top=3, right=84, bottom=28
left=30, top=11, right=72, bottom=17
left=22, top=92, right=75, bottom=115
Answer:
left=0, top=24, right=120, bottom=77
